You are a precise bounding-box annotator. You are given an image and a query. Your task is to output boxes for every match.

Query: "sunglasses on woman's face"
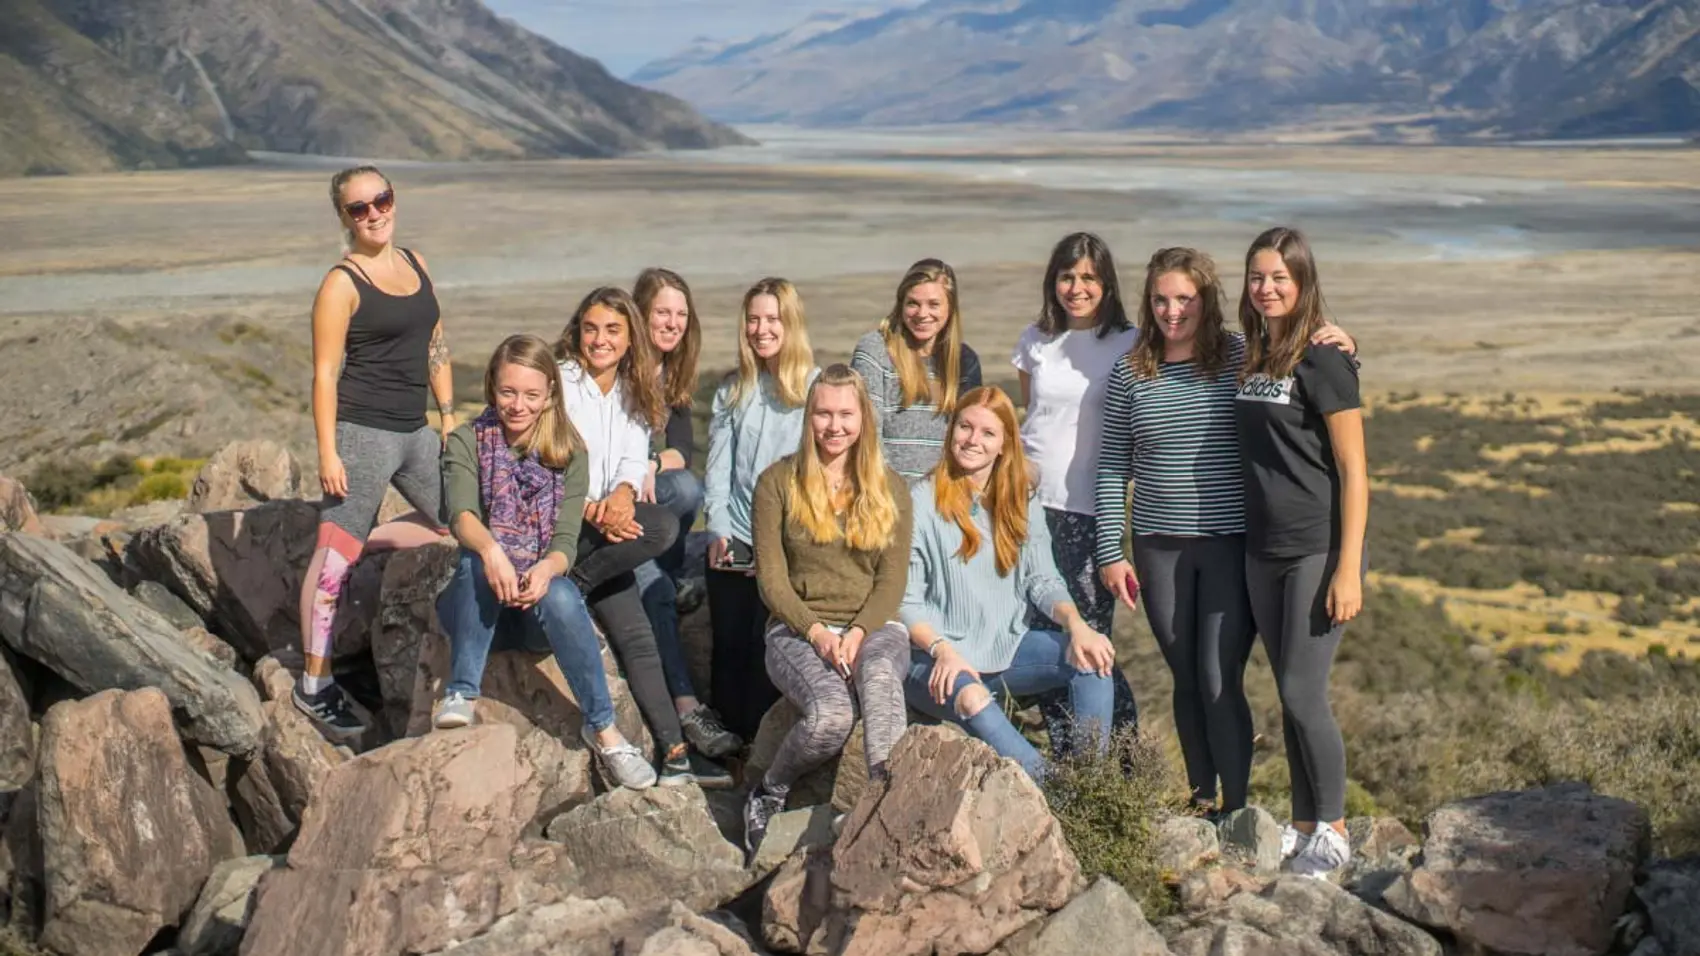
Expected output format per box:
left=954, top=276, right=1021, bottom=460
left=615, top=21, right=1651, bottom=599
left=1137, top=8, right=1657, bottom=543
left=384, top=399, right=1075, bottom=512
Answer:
left=342, top=189, right=395, bottom=222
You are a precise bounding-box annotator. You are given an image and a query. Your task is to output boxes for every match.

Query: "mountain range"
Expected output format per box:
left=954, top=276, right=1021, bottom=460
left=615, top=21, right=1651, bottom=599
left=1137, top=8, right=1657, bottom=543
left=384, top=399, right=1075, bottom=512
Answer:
left=633, top=0, right=1700, bottom=139
left=0, top=0, right=750, bottom=177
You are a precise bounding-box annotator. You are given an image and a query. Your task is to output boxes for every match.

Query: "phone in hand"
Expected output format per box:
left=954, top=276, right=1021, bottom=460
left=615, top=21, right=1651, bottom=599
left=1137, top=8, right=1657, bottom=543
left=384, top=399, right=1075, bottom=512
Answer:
left=720, top=539, right=755, bottom=572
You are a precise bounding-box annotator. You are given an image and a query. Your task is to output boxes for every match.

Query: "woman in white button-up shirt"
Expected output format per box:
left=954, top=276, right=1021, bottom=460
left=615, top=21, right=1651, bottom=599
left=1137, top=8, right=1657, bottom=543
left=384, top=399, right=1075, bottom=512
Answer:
left=554, top=286, right=732, bottom=788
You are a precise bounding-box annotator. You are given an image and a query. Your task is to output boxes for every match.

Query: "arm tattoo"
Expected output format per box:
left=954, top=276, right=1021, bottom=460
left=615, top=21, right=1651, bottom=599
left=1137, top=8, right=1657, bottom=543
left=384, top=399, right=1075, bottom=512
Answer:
left=428, top=324, right=449, bottom=374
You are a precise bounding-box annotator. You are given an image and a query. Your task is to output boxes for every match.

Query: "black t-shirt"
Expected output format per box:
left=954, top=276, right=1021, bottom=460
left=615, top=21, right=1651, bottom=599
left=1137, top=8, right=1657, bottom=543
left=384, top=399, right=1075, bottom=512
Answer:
left=1234, top=344, right=1361, bottom=558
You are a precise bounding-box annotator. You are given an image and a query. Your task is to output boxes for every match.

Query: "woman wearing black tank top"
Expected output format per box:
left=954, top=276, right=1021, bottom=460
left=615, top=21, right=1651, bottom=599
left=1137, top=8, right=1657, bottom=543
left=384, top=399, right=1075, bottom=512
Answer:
left=293, top=165, right=457, bottom=738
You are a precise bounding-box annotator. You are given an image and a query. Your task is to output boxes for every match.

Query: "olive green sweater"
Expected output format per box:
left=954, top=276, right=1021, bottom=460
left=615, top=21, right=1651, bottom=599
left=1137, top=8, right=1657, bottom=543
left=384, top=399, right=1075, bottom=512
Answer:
left=752, top=457, right=912, bottom=636
left=441, top=422, right=589, bottom=565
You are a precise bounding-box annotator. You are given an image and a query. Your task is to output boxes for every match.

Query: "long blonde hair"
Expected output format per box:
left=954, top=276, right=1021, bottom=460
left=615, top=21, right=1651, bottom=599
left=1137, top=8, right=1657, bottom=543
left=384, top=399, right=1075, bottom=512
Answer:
left=730, top=277, right=814, bottom=408
left=929, top=386, right=1030, bottom=576
left=785, top=364, right=900, bottom=552
left=1240, top=226, right=1328, bottom=382
left=483, top=335, right=584, bottom=469
left=881, top=258, right=965, bottom=413
left=633, top=267, right=700, bottom=409
left=1129, top=247, right=1231, bottom=381
left=554, top=286, right=667, bottom=431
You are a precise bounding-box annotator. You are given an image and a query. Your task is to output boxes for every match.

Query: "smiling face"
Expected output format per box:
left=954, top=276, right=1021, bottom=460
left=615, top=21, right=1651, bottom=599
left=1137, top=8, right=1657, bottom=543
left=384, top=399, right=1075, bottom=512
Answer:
left=493, top=362, right=551, bottom=439
left=1054, top=256, right=1103, bottom=324
left=578, top=304, right=630, bottom=376
left=949, top=403, right=1006, bottom=484
left=810, top=383, right=862, bottom=461
left=647, top=286, right=690, bottom=355
left=744, top=293, right=784, bottom=362
left=1247, top=248, right=1300, bottom=324
left=1151, top=271, right=1204, bottom=349
left=337, top=172, right=394, bottom=249
left=901, top=280, right=950, bottom=347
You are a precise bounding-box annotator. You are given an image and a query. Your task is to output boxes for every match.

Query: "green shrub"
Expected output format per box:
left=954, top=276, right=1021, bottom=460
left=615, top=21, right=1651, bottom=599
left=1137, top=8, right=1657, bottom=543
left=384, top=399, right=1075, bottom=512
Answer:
left=130, top=473, right=189, bottom=504
left=1043, top=729, right=1184, bottom=918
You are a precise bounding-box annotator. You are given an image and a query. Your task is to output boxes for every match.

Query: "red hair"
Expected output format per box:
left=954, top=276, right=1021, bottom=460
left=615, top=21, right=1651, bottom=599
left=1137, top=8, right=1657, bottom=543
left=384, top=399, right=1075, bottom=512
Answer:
left=930, top=386, right=1030, bottom=576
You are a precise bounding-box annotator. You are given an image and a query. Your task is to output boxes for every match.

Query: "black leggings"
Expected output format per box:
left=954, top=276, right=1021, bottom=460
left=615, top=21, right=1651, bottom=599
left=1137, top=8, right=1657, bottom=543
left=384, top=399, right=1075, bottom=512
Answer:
left=706, top=556, right=778, bottom=741
left=1133, top=534, right=1255, bottom=809
left=573, top=503, right=685, bottom=753
left=1245, top=549, right=1363, bottom=824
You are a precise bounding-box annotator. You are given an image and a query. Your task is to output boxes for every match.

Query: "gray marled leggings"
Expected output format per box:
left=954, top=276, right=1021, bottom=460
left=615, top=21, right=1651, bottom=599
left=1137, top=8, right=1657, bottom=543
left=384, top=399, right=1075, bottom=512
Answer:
left=761, top=620, right=909, bottom=790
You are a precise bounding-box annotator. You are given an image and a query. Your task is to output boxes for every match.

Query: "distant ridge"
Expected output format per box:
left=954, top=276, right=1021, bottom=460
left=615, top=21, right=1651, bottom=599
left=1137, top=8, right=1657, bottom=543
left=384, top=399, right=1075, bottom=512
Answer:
left=634, top=0, right=1700, bottom=141
left=0, top=0, right=752, bottom=177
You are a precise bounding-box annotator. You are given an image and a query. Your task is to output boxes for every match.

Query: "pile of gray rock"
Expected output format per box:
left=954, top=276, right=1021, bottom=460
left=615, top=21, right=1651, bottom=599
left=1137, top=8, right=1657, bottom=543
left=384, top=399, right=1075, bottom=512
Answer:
left=0, top=441, right=1692, bottom=956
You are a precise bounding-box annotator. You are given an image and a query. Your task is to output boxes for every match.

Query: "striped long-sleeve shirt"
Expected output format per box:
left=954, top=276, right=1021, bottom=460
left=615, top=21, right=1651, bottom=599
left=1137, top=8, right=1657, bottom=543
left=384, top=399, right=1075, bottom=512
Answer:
left=899, top=482, right=1074, bottom=673
left=1092, top=336, right=1248, bottom=566
left=850, top=331, right=982, bottom=480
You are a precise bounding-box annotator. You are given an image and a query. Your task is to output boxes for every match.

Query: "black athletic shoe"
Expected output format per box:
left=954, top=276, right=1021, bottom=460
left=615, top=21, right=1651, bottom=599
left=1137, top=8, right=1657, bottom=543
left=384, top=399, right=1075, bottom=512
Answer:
left=679, top=705, right=743, bottom=759
left=658, top=750, right=735, bottom=790
left=743, top=784, right=788, bottom=859
left=292, top=681, right=367, bottom=738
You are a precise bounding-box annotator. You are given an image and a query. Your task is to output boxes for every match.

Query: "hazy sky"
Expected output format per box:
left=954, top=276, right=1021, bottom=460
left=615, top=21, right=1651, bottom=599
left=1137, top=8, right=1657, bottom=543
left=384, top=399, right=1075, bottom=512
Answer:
left=483, top=0, right=893, bottom=77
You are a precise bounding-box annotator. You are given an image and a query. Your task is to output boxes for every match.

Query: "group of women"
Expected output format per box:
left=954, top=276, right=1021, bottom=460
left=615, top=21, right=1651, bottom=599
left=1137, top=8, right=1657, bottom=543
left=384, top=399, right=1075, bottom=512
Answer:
left=298, top=165, right=1368, bottom=880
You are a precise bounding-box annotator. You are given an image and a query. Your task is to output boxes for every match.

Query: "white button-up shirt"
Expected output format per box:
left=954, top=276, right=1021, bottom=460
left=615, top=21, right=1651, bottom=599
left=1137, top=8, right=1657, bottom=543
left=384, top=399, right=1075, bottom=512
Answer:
left=559, top=359, right=652, bottom=501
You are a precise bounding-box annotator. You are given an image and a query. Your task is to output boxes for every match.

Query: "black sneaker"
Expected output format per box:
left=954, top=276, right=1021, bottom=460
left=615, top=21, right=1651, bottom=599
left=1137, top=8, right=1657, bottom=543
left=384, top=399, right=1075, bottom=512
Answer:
left=674, top=578, right=706, bottom=615
left=743, top=784, right=788, bottom=858
left=679, top=706, right=743, bottom=759
left=658, top=749, right=735, bottom=790
left=292, top=681, right=367, bottom=738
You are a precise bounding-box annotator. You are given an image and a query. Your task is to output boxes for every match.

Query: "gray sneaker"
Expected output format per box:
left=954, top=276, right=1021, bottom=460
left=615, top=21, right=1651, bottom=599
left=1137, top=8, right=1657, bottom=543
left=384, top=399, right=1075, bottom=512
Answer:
left=581, top=725, right=657, bottom=790
left=679, top=706, right=743, bottom=759
left=433, top=692, right=475, bottom=730
left=1288, top=825, right=1349, bottom=879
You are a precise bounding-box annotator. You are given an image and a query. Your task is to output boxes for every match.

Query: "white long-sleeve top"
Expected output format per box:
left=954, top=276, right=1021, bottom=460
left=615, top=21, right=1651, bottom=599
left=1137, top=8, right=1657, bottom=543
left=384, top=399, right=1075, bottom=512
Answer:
left=559, top=359, right=652, bottom=501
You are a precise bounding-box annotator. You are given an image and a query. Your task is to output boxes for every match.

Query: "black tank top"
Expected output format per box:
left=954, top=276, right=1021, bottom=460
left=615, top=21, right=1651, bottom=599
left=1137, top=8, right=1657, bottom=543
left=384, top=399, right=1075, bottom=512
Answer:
left=333, top=248, right=439, bottom=432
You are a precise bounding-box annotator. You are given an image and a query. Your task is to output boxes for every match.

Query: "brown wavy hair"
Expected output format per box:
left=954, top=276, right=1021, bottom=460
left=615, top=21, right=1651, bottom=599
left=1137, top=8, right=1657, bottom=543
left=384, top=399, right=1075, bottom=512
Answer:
left=482, top=334, right=583, bottom=469
left=929, top=386, right=1030, bottom=576
left=554, top=286, right=667, bottom=431
left=881, top=258, right=965, bottom=413
left=1128, top=247, right=1231, bottom=381
left=1239, top=226, right=1329, bottom=382
left=633, top=267, right=700, bottom=409
left=784, top=364, right=900, bottom=552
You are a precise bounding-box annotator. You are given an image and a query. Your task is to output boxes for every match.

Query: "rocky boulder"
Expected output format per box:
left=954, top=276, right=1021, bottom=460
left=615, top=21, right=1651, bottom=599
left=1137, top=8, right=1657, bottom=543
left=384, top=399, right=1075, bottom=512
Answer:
left=1216, top=806, right=1282, bottom=875
left=544, top=786, right=752, bottom=913
left=1165, top=875, right=1441, bottom=956
left=412, top=897, right=760, bottom=956
left=240, top=724, right=580, bottom=956
left=765, top=725, right=1081, bottom=955
left=0, top=533, right=265, bottom=755
left=1156, top=816, right=1220, bottom=875
left=126, top=499, right=384, bottom=663
left=1636, top=857, right=1700, bottom=956
left=188, top=441, right=302, bottom=513
left=995, top=878, right=1171, bottom=956
left=36, top=689, right=244, bottom=956
left=0, top=476, right=44, bottom=536
left=1384, top=783, right=1650, bottom=956
left=0, top=648, right=34, bottom=792
left=372, top=541, right=459, bottom=735
left=177, top=855, right=282, bottom=956
left=225, top=655, right=356, bottom=854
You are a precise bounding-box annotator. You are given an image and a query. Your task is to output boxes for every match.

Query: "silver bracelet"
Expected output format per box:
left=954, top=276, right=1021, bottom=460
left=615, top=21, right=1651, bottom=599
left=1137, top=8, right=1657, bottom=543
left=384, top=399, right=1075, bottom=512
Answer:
left=926, top=636, right=946, bottom=658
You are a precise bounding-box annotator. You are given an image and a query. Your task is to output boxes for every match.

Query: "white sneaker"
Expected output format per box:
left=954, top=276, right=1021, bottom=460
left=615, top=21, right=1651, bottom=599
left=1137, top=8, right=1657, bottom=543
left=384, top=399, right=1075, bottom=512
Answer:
left=581, top=725, right=657, bottom=790
left=434, top=692, right=475, bottom=729
left=1280, top=824, right=1310, bottom=861
left=1288, top=825, right=1350, bottom=879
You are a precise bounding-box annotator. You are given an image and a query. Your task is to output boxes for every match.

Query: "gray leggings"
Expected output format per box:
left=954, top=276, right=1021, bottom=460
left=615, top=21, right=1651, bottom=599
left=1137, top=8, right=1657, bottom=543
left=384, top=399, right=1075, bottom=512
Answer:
left=320, top=421, right=444, bottom=539
left=1245, top=549, right=1361, bottom=824
left=1133, top=534, right=1255, bottom=810
left=761, top=621, right=909, bottom=791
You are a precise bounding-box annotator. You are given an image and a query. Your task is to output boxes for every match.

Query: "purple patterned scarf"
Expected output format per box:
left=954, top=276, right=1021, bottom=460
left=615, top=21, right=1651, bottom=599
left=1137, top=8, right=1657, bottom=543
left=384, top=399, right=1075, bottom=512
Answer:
left=474, top=407, right=564, bottom=574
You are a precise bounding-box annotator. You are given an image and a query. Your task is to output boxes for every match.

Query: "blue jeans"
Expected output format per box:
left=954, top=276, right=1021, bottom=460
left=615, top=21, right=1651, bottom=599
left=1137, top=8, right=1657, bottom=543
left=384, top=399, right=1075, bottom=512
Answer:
left=904, top=629, right=1114, bottom=779
left=638, top=468, right=705, bottom=701
left=437, top=550, right=616, bottom=732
